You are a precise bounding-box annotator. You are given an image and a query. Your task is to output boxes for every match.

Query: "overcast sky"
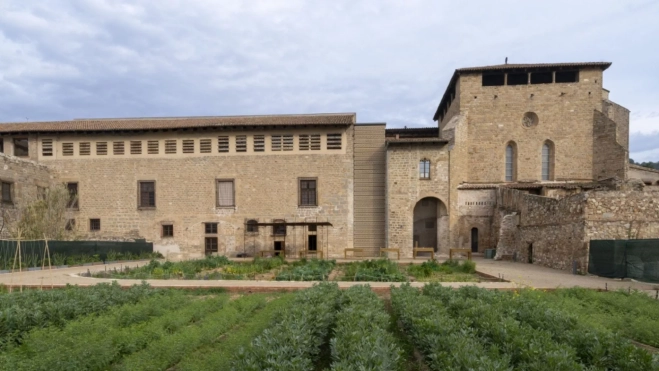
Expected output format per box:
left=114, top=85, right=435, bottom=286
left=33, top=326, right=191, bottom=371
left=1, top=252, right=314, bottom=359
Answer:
left=1, top=1, right=657, bottom=160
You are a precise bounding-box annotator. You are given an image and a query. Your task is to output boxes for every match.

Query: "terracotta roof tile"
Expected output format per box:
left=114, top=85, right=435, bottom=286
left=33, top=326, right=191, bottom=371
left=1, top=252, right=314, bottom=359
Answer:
left=0, top=113, right=356, bottom=134
left=457, top=62, right=611, bottom=73
left=457, top=182, right=605, bottom=190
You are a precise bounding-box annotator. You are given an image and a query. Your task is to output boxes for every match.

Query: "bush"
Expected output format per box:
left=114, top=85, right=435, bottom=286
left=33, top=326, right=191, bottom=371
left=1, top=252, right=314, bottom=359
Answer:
left=340, top=259, right=407, bottom=282
left=275, top=259, right=335, bottom=281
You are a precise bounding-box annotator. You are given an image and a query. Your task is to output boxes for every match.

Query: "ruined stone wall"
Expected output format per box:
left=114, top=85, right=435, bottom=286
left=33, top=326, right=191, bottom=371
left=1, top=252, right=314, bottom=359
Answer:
left=592, top=110, right=627, bottom=181
left=456, top=189, right=496, bottom=251
left=457, top=68, right=605, bottom=183
left=386, top=143, right=449, bottom=257
left=585, top=190, right=659, bottom=240
left=0, top=154, right=54, bottom=237
left=42, top=127, right=354, bottom=258
left=629, top=165, right=659, bottom=185
left=602, top=99, right=630, bottom=151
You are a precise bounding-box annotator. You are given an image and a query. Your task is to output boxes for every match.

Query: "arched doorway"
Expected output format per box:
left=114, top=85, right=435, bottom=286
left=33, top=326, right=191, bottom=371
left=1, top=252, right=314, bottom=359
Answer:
left=471, top=228, right=479, bottom=252
left=413, top=197, right=448, bottom=252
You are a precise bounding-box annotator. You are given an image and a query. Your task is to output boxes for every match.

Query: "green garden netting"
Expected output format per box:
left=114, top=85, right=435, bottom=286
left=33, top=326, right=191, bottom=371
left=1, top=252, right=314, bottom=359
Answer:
left=589, top=239, right=659, bottom=283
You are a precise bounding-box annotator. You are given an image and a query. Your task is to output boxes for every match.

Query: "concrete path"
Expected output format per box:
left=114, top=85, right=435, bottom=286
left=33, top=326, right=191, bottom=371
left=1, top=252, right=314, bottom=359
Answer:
left=0, top=258, right=656, bottom=293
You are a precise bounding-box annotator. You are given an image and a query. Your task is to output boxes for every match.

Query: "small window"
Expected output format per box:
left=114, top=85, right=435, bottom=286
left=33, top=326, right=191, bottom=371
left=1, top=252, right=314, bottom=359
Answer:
left=271, top=135, right=282, bottom=151
left=505, top=142, right=517, bottom=182
left=310, top=134, right=321, bottom=150
left=65, top=219, right=76, bottom=231
left=205, top=222, right=218, bottom=234
left=282, top=135, right=293, bottom=151
left=482, top=73, right=505, bottom=86
left=13, top=138, right=29, bottom=157
left=246, top=219, right=258, bottom=233
left=165, top=140, right=177, bottom=154
left=299, top=135, right=310, bottom=150
left=216, top=180, right=235, bottom=207
left=205, top=237, right=218, bottom=254
left=63, top=143, right=74, bottom=156
left=419, top=159, right=430, bottom=179
left=67, top=182, right=79, bottom=209
left=555, top=70, right=579, bottom=83
left=299, top=179, right=317, bottom=206
left=218, top=136, right=229, bottom=152
left=147, top=140, right=159, bottom=155
left=200, top=139, right=212, bottom=153
left=139, top=181, right=156, bottom=208
left=273, top=219, right=286, bottom=236
left=113, top=141, right=125, bottom=155
left=531, top=71, right=553, bottom=84
left=542, top=141, right=555, bottom=181
left=42, top=139, right=53, bottom=156
left=1, top=182, right=12, bottom=204
left=79, top=142, right=91, bottom=156
left=236, top=135, right=247, bottom=152
left=96, top=142, right=108, bottom=155
left=182, top=139, right=194, bottom=154
left=507, top=72, right=528, bottom=85
left=162, top=224, right=174, bottom=237
left=90, top=218, right=101, bottom=231
left=254, top=135, right=265, bottom=152
left=327, top=133, right=342, bottom=149
left=130, top=141, right=142, bottom=155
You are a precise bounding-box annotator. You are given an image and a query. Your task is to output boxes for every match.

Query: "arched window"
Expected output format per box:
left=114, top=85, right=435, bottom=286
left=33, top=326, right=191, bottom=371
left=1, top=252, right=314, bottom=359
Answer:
left=273, top=219, right=286, bottom=236
left=541, top=141, right=554, bottom=181
left=419, top=159, right=430, bottom=179
left=505, top=142, right=517, bottom=182
left=246, top=219, right=258, bottom=233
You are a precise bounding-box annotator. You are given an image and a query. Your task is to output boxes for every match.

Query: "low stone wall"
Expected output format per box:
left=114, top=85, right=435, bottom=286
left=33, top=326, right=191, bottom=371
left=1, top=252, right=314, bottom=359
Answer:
left=586, top=190, right=659, bottom=240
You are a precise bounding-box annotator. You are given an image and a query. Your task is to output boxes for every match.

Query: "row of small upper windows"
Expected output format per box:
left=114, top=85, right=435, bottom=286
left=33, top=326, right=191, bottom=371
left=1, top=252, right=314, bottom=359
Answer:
left=40, top=134, right=343, bottom=157
left=482, top=70, right=579, bottom=87
left=505, top=141, right=555, bottom=182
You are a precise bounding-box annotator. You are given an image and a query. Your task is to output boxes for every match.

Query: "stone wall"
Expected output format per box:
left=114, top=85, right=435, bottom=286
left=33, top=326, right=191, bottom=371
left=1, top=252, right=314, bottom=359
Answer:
left=386, top=142, right=450, bottom=256
left=592, top=110, right=627, bottom=180
left=456, top=189, right=496, bottom=251
left=585, top=190, right=659, bottom=240
left=0, top=153, right=54, bottom=237
left=629, top=164, right=659, bottom=186
left=43, top=126, right=355, bottom=258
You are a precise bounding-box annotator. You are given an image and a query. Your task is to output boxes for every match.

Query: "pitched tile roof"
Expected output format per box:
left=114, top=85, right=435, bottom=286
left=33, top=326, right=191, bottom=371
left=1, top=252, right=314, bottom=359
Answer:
left=0, top=113, right=356, bottom=134
left=386, top=137, right=448, bottom=144
left=457, top=182, right=605, bottom=190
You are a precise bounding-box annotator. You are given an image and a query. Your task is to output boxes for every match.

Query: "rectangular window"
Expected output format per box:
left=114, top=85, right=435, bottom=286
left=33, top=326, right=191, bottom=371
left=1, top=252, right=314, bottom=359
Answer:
left=65, top=219, right=75, bottom=231
left=42, top=139, right=53, bottom=156
left=507, top=72, right=528, bottom=85
left=253, top=135, right=265, bottom=152
left=555, top=70, right=579, bottom=83
left=482, top=73, right=505, bottom=86
left=205, top=222, right=218, bottom=234
left=182, top=139, right=194, bottom=154
left=162, top=224, right=173, bottom=237
left=139, top=181, right=156, bottom=208
left=216, top=180, right=235, bottom=207
left=66, top=182, right=79, bottom=209
left=113, top=141, right=125, bottom=155
left=271, top=135, right=282, bottom=151
left=165, top=140, right=177, bottom=154
left=205, top=237, right=218, bottom=253
left=299, top=135, right=310, bottom=150
left=147, top=140, right=159, bottom=154
left=218, top=136, right=229, bottom=152
left=327, top=133, right=342, bottom=150
left=96, top=142, right=108, bottom=155
left=282, top=135, right=293, bottom=151
left=419, top=160, right=430, bottom=179
left=62, top=143, right=74, bottom=156
left=200, top=139, right=212, bottom=153
left=531, top=71, right=553, bottom=84
left=130, top=141, right=142, bottom=155
left=299, top=179, right=317, bottom=206
left=90, top=218, right=101, bottom=231
left=13, top=138, right=28, bottom=157
left=310, top=134, right=321, bottom=150
left=79, top=142, right=91, bottom=156
left=1, top=182, right=12, bottom=204
left=236, top=135, right=247, bottom=152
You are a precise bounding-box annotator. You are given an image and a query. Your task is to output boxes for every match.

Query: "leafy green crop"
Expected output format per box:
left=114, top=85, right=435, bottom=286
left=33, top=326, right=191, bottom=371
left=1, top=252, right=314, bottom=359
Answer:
left=231, top=282, right=342, bottom=370
left=330, top=285, right=402, bottom=370
left=275, top=258, right=335, bottom=281
left=340, top=259, right=407, bottom=282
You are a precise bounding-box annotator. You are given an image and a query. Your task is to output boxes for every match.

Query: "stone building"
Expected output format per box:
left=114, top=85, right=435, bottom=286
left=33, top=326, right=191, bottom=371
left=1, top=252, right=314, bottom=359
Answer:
left=0, top=61, right=656, bottom=266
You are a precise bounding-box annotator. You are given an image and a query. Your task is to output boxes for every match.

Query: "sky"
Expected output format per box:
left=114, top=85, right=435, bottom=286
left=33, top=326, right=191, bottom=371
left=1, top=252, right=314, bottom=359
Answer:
left=0, top=1, right=658, bottom=160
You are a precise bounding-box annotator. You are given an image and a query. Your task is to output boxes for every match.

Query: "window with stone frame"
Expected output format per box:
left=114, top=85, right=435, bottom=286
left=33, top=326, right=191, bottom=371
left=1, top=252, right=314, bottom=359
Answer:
left=246, top=219, right=258, bottom=233
left=216, top=179, right=234, bottom=207
left=138, top=181, right=156, bottom=208
left=66, top=182, right=79, bottom=209
left=205, top=237, right=218, bottom=254
left=419, top=159, right=430, bottom=179
left=1, top=181, right=12, bottom=204
left=542, top=140, right=555, bottom=181
left=90, top=218, right=101, bottom=231
left=205, top=222, right=218, bottom=234
left=162, top=224, right=174, bottom=237
left=299, top=178, right=317, bottom=206
left=13, top=138, right=29, bottom=157
left=505, top=142, right=517, bottom=182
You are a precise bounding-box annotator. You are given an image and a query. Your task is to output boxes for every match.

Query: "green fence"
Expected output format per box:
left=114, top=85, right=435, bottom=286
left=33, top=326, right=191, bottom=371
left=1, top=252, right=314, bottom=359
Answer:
left=589, top=239, right=659, bottom=282
left=0, top=240, right=153, bottom=270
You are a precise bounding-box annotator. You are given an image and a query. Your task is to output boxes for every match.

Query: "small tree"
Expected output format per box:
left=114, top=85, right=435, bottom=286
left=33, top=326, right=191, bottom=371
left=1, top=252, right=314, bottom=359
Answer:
left=11, top=184, right=77, bottom=240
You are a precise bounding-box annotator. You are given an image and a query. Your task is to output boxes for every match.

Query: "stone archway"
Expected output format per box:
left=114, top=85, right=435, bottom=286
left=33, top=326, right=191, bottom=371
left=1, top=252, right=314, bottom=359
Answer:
left=413, top=197, right=448, bottom=253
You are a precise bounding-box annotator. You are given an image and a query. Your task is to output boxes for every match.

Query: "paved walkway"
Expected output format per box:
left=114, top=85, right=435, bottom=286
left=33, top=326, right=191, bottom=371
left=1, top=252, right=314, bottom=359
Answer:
left=0, top=258, right=656, bottom=292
